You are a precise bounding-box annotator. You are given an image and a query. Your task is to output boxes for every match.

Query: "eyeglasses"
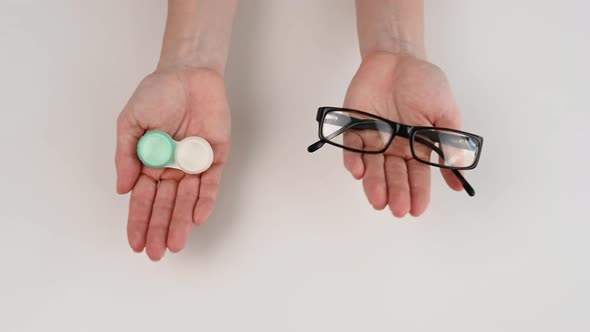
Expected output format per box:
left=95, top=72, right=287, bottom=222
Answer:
left=307, top=107, right=484, bottom=196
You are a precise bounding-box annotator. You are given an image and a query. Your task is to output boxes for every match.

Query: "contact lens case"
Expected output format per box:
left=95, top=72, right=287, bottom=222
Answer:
left=137, top=130, right=214, bottom=174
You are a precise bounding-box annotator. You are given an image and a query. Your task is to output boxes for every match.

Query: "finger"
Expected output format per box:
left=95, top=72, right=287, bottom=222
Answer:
left=362, top=153, right=387, bottom=210
left=435, top=112, right=463, bottom=191
left=194, top=144, right=229, bottom=225
left=127, top=174, right=157, bottom=253
left=193, top=163, right=223, bottom=226
left=168, top=175, right=200, bottom=253
left=407, top=159, right=431, bottom=217
left=146, top=179, right=178, bottom=261
left=116, top=112, right=144, bottom=194
left=384, top=156, right=411, bottom=217
left=441, top=169, right=464, bottom=191
left=343, top=131, right=365, bottom=179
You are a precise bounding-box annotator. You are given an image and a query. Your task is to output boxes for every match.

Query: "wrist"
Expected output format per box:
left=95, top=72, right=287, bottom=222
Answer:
left=157, top=36, right=228, bottom=75
left=156, top=0, right=238, bottom=76
left=355, top=0, right=426, bottom=60
left=360, top=37, right=426, bottom=61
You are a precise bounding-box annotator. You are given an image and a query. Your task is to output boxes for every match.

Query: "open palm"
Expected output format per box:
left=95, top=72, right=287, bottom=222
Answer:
left=343, top=52, right=463, bottom=217
left=116, top=68, right=230, bottom=260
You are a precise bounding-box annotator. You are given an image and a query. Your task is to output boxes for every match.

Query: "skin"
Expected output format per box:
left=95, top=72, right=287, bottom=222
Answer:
left=115, top=0, right=238, bottom=261
left=115, top=0, right=464, bottom=260
left=346, top=0, right=463, bottom=217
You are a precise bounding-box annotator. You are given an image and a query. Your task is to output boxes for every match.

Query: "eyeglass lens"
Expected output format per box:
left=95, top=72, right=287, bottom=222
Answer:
left=321, top=110, right=393, bottom=152
left=412, top=129, right=479, bottom=168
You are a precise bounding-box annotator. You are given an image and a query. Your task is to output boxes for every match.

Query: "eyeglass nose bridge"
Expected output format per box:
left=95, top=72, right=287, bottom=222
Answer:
left=394, top=123, right=414, bottom=139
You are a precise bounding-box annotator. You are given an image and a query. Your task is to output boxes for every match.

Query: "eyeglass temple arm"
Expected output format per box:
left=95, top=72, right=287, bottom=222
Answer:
left=312, top=115, right=476, bottom=196
left=453, top=170, right=475, bottom=196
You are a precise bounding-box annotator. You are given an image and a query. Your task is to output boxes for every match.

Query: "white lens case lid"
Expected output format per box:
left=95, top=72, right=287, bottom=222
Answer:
left=168, top=137, right=214, bottom=174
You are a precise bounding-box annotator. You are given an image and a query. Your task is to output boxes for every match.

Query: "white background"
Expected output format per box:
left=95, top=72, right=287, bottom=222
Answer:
left=1, top=1, right=589, bottom=331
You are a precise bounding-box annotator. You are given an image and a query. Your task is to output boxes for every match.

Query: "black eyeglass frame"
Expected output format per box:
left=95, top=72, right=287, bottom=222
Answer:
left=308, top=106, right=484, bottom=196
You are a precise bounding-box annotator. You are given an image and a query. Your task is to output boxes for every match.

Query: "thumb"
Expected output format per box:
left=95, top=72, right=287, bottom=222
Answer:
left=115, top=111, right=144, bottom=194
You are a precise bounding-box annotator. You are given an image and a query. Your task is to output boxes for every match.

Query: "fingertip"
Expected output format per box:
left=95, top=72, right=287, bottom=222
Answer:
left=448, top=178, right=464, bottom=192
left=129, top=239, right=145, bottom=254
left=372, top=199, right=388, bottom=211
left=446, top=180, right=464, bottom=192
left=409, top=204, right=427, bottom=217
left=168, top=243, right=184, bottom=254
left=452, top=185, right=463, bottom=192
left=146, top=245, right=166, bottom=262
left=131, top=247, right=144, bottom=254
left=409, top=190, right=429, bottom=216
left=352, top=165, right=365, bottom=180
left=391, top=209, right=408, bottom=218
left=193, top=198, right=215, bottom=226
left=116, top=163, right=141, bottom=195
left=368, top=189, right=388, bottom=210
left=364, top=181, right=387, bottom=210
left=389, top=199, right=410, bottom=218
left=344, top=156, right=365, bottom=180
left=117, top=182, right=131, bottom=195
left=116, top=171, right=140, bottom=196
left=168, top=245, right=184, bottom=254
left=193, top=213, right=208, bottom=227
left=351, top=169, right=364, bottom=180
left=440, top=169, right=463, bottom=191
left=167, top=228, right=189, bottom=253
left=127, top=219, right=147, bottom=252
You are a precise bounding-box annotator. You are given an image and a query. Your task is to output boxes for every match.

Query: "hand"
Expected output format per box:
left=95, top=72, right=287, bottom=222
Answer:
left=116, top=67, right=230, bottom=260
left=343, top=51, right=463, bottom=217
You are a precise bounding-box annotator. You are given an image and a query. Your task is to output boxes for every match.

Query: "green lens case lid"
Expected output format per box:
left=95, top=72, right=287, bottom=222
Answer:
left=137, top=130, right=176, bottom=168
